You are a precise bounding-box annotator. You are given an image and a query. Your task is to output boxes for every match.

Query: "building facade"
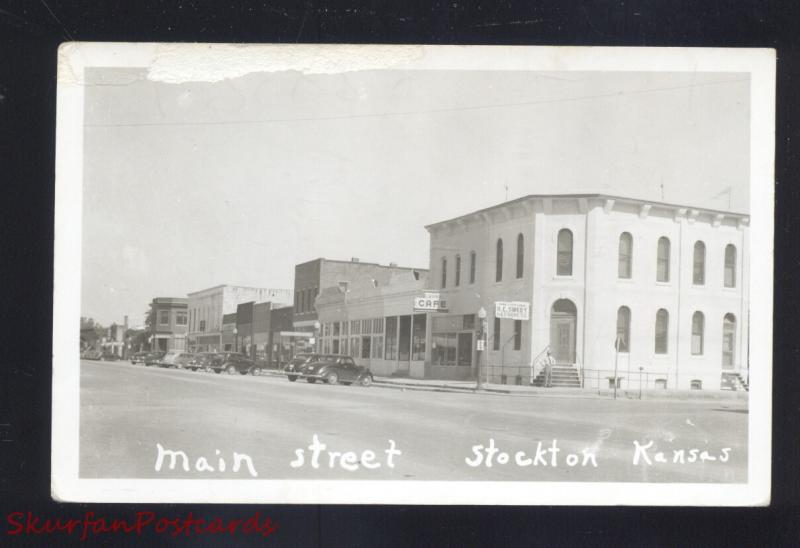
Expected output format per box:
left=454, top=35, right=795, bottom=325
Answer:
left=148, top=297, right=188, bottom=352
left=292, top=257, right=427, bottom=335
left=186, top=285, right=291, bottom=353
left=426, top=194, right=749, bottom=390
left=315, top=271, right=430, bottom=378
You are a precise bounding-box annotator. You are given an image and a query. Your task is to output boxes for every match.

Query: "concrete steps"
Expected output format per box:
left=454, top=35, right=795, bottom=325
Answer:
left=532, top=364, right=581, bottom=387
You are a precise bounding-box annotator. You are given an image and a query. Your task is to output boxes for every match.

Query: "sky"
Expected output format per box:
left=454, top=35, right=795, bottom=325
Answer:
left=81, top=68, right=750, bottom=326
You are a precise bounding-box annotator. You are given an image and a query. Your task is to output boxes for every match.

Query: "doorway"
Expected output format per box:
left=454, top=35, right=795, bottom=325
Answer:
left=550, top=299, right=577, bottom=364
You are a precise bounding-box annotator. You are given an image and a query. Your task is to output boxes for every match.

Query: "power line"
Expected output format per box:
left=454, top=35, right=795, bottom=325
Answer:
left=85, top=77, right=748, bottom=129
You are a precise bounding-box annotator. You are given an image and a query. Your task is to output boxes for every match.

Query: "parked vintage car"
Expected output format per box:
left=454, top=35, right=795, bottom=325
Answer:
left=188, top=352, right=222, bottom=373
left=143, top=351, right=166, bottom=366
left=300, top=355, right=374, bottom=386
left=99, top=352, right=121, bottom=361
left=80, top=350, right=102, bottom=360
left=130, top=351, right=151, bottom=364
left=283, top=353, right=322, bottom=382
left=156, top=351, right=195, bottom=369
left=210, top=352, right=257, bottom=375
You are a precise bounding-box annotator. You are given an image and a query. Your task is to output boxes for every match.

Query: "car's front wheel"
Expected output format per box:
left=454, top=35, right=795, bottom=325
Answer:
left=250, top=367, right=262, bottom=376
left=287, top=375, right=298, bottom=382
left=226, top=365, right=237, bottom=375
left=360, top=375, right=373, bottom=387
left=307, top=378, right=317, bottom=384
left=325, top=372, right=339, bottom=385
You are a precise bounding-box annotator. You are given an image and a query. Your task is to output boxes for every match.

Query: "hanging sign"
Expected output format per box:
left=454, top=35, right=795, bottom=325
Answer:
left=494, top=301, right=531, bottom=320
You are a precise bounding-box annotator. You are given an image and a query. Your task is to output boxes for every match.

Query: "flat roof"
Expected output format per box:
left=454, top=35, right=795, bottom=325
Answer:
left=425, top=193, right=750, bottom=230
left=187, top=284, right=291, bottom=296
left=295, top=257, right=428, bottom=272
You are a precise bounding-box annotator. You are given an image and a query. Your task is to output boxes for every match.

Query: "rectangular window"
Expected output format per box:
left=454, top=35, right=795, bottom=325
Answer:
left=332, top=339, right=340, bottom=354
left=362, top=319, right=372, bottom=334
left=385, top=316, right=398, bottom=360
left=300, top=291, right=305, bottom=313
left=372, top=335, right=384, bottom=359
left=361, top=336, right=371, bottom=359
left=398, top=315, right=411, bottom=361
left=455, top=255, right=461, bottom=287
left=655, top=310, right=668, bottom=354
left=199, top=319, right=206, bottom=332
left=432, top=333, right=458, bottom=366
left=513, top=320, right=521, bottom=350
left=350, top=336, right=360, bottom=358
left=657, top=237, right=670, bottom=282
left=351, top=320, right=360, bottom=335
left=412, top=314, right=426, bottom=361
left=462, top=314, right=475, bottom=331
left=373, top=317, right=384, bottom=334
left=175, top=311, right=188, bottom=326
left=493, top=317, right=501, bottom=350
left=159, top=310, right=170, bottom=325
left=469, top=252, right=476, bottom=284
left=333, top=322, right=340, bottom=337
left=441, top=257, right=447, bottom=289
left=294, top=291, right=299, bottom=310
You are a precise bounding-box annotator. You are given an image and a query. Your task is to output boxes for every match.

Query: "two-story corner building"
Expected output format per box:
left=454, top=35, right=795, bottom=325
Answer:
left=148, top=297, right=188, bottom=352
left=186, top=285, right=292, bottom=353
left=292, top=257, right=428, bottom=335
left=426, top=194, right=750, bottom=391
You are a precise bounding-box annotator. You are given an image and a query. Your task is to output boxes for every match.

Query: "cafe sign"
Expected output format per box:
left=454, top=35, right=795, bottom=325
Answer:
left=414, top=292, right=448, bottom=312
left=494, top=301, right=530, bottom=320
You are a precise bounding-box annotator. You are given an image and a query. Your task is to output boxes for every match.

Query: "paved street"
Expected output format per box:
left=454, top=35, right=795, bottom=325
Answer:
left=80, top=360, right=748, bottom=482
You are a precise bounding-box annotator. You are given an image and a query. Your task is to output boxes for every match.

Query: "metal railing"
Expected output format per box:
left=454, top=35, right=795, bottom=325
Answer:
left=580, top=368, right=671, bottom=391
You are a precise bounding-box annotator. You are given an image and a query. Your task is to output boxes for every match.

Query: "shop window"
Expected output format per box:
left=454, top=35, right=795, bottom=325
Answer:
left=516, top=233, right=524, bottom=279
left=332, top=339, right=340, bottom=354
left=412, top=314, right=426, bottom=361
left=493, top=317, right=501, bottom=350
left=371, top=336, right=383, bottom=359
left=373, top=317, right=384, bottom=334
left=441, top=257, right=447, bottom=289
left=616, top=306, right=631, bottom=352
left=618, top=232, right=633, bottom=279
left=361, top=336, right=371, bottom=358
left=463, top=314, right=475, bottom=331
left=333, top=322, right=340, bottom=337
left=722, top=313, right=736, bottom=367
left=350, top=337, right=360, bottom=358
left=361, top=319, right=372, bottom=334
left=469, top=251, right=477, bottom=284
left=724, top=244, right=737, bottom=288
left=398, top=315, right=411, bottom=361
left=513, top=319, right=522, bottom=350
left=385, top=317, right=398, bottom=360
left=657, top=237, right=670, bottom=282
left=691, top=311, right=705, bottom=355
left=557, top=229, right=573, bottom=276
left=654, top=379, right=667, bottom=389
left=496, top=238, right=503, bottom=282
left=455, top=254, right=461, bottom=287
left=655, top=309, right=669, bottom=354
left=351, top=320, right=360, bottom=335
left=693, top=241, right=706, bottom=285
left=432, top=333, right=457, bottom=366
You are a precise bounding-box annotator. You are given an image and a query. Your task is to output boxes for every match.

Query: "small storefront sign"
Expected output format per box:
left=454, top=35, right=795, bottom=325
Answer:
left=494, top=301, right=530, bottom=320
left=414, top=292, right=448, bottom=311
left=476, top=339, right=486, bottom=351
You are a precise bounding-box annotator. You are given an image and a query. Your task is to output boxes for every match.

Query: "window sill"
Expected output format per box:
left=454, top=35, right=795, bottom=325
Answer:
left=654, top=281, right=672, bottom=287
left=553, top=275, right=575, bottom=281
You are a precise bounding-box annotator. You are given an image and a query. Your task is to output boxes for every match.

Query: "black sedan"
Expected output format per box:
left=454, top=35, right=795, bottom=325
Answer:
left=210, top=353, right=258, bottom=375
left=300, top=355, right=374, bottom=387
left=284, top=353, right=322, bottom=382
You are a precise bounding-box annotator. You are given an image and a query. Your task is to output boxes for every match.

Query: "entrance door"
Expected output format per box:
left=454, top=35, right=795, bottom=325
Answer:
left=457, top=332, right=473, bottom=366
left=550, top=299, right=577, bottom=364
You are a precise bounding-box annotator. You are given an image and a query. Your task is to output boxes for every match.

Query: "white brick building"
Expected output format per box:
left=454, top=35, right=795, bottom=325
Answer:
left=426, top=194, right=749, bottom=390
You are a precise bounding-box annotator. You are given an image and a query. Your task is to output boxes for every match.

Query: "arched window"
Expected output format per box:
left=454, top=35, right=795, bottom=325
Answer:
left=454, top=254, right=461, bottom=287
left=557, top=229, right=573, bottom=276
left=693, top=241, right=706, bottom=285
left=724, top=244, right=737, bottom=288
left=655, top=309, right=669, bottom=354
left=657, top=237, right=670, bottom=282
left=469, top=251, right=476, bottom=284
left=516, top=233, right=524, bottom=278
left=496, top=238, right=503, bottom=282
left=441, top=257, right=447, bottom=289
left=618, top=232, right=633, bottom=279
left=722, top=313, right=736, bottom=367
left=691, top=311, right=705, bottom=355
left=616, top=306, right=631, bottom=353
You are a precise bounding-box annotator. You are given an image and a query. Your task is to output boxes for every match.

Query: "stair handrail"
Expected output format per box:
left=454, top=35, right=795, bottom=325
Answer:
left=530, top=345, right=551, bottom=385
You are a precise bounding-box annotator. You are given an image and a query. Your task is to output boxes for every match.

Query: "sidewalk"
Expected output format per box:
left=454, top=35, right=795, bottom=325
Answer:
left=372, top=375, right=750, bottom=401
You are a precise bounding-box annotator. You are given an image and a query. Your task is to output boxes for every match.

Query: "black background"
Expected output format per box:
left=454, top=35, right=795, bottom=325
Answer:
left=1, top=1, right=799, bottom=546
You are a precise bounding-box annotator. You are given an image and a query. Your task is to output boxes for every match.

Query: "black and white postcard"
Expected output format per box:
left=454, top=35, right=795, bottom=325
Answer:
left=52, top=44, right=775, bottom=505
